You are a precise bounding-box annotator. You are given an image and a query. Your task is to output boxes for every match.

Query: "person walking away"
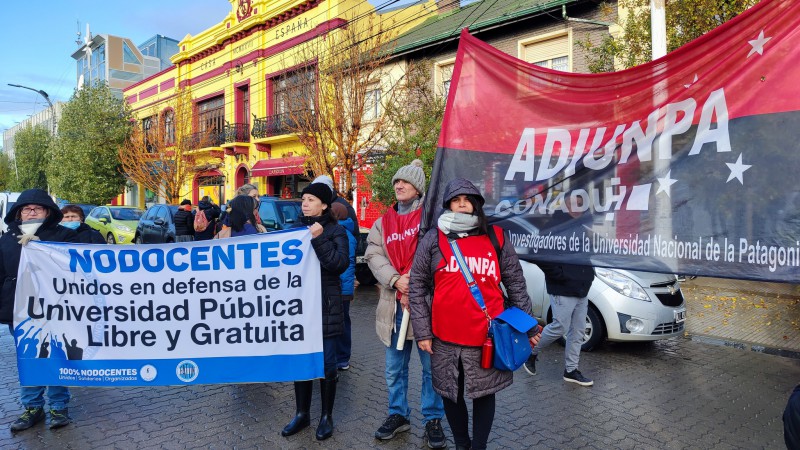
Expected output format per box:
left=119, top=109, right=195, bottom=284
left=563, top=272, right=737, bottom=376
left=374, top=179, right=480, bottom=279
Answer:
left=330, top=202, right=356, bottom=371
left=214, top=196, right=265, bottom=238
left=365, top=159, right=447, bottom=448
left=281, top=183, right=348, bottom=441
left=523, top=201, right=594, bottom=386
left=408, top=178, right=540, bottom=450
left=174, top=200, right=195, bottom=242
left=194, top=196, right=221, bottom=241
left=0, top=189, right=78, bottom=431
left=60, top=205, right=104, bottom=244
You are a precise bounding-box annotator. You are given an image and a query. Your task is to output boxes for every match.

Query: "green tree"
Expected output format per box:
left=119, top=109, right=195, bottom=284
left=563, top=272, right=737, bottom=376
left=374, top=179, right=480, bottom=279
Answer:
left=0, top=150, right=15, bottom=191
left=48, top=83, right=131, bottom=204
left=14, top=124, right=50, bottom=190
left=581, top=0, right=758, bottom=72
left=367, top=62, right=445, bottom=207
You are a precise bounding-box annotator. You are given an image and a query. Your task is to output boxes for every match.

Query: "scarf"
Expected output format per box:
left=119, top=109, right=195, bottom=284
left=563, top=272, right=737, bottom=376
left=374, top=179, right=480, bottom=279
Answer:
left=437, top=212, right=479, bottom=238
left=18, top=219, right=45, bottom=246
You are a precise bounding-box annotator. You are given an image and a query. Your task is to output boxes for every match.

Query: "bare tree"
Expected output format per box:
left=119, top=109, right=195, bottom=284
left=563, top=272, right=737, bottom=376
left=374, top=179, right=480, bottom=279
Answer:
left=119, top=89, right=218, bottom=203
left=278, top=14, right=399, bottom=198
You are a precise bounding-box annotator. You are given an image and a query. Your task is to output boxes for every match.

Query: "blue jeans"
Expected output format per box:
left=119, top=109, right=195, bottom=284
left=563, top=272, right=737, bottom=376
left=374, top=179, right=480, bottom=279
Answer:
left=385, top=302, right=444, bottom=422
left=8, top=325, right=70, bottom=410
left=336, top=296, right=353, bottom=368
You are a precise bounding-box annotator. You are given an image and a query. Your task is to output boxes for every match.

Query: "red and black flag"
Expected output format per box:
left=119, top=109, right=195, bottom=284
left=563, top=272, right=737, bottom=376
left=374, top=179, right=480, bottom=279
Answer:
left=426, top=0, right=800, bottom=282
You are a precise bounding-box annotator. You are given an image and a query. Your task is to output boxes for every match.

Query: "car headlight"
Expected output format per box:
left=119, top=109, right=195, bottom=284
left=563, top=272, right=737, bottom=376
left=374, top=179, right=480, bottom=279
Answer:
left=115, top=224, right=132, bottom=232
left=595, top=268, right=650, bottom=301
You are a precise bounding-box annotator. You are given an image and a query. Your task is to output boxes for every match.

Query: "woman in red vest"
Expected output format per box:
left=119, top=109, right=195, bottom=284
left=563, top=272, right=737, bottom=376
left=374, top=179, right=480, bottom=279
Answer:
left=408, top=178, right=540, bottom=450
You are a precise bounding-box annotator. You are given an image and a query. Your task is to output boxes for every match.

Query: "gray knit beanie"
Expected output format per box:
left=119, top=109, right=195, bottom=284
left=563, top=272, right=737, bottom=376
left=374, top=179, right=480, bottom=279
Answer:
left=391, top=159, right=426, bottom=195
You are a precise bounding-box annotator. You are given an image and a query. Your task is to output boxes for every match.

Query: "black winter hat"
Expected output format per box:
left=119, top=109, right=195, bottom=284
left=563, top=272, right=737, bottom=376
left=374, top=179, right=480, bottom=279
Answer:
left=6, top=188, right=63, bottom=225
left=301, top=183, right=333, bottom=207
left=441, top=178, right=485, bottom=210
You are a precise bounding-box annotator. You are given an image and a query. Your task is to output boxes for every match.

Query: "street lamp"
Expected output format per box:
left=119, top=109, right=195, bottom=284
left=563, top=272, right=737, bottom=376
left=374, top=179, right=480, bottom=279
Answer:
left=8, top=83, right=56, bottom=135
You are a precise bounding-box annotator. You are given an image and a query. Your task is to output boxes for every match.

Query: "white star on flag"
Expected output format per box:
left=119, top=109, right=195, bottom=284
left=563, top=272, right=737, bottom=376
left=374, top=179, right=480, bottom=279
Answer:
left=747, top=30, right=771, bottom=57
left=657, top=171, right=678, bottom=197
left=684, top=74, right=698, bottom=88
left=481, top=277, right=486, bottom=282
left=487, top=252, right=492, bottom=257
left=726, top=154, right=752, bottom=184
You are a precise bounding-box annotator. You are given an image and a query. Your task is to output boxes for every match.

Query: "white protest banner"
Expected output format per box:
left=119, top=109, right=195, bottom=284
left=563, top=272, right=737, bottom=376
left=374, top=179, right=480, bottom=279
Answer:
left=12, top=228, right=323, bottom=386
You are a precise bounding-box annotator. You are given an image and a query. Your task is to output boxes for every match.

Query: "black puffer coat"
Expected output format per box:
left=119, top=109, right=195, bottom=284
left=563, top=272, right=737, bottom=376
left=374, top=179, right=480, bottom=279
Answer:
left=409, top=179, right=534, bottom=402
left=76, top=222, right=105, bottom=244
left=0, top=189, right=78, bottom=324
left=294, top=213, right=349, bottom=337
left=174, top=208, right=194, bottom=237
left=535, top=210, right=594, bottom=297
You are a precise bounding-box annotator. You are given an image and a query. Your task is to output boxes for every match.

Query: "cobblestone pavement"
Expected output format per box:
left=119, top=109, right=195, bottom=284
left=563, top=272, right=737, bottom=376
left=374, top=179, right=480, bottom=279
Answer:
left=1, top=286, right=798, bottom=449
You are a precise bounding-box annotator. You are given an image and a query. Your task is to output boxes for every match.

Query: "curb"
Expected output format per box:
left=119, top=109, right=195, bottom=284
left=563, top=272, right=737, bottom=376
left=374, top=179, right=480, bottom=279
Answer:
left=689, top=334, right=800, bottom=360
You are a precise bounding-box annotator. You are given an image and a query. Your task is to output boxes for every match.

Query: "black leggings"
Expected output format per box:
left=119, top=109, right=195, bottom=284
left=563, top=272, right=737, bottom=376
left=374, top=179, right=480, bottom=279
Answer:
left=442, top=361, right=496, bottom=450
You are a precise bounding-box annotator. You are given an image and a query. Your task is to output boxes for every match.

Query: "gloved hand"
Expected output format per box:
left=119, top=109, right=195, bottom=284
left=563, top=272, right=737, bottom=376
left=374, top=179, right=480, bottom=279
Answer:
left=17, top=234, right=41, bottom=246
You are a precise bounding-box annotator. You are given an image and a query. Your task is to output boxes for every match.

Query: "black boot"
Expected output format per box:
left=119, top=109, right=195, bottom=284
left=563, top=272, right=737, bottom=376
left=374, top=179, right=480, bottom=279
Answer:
left=282, top=381, right=313, bottom=436
left=315, top=374, right=337, bottom=440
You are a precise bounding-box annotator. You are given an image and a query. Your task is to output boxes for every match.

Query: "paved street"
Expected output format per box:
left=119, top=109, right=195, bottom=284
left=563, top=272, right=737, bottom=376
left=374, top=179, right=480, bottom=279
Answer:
left=1, top=285, right=798, bottom=449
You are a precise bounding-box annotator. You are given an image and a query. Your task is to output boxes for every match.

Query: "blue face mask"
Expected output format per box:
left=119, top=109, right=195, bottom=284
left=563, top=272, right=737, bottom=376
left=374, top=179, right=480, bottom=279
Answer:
left=60, top=221, right=81, bottom=230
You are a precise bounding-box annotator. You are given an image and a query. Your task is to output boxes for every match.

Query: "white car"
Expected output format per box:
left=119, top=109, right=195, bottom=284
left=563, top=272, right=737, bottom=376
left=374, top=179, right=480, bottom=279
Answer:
left=520, top=261, right=687, bottom=351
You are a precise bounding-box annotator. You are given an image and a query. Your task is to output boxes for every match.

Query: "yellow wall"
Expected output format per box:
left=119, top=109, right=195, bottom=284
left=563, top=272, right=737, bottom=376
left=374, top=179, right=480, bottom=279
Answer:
left=123, top=0, right=433, bottom=205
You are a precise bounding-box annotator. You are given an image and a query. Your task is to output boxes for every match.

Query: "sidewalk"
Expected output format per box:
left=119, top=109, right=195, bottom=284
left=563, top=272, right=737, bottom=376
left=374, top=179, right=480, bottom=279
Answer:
left=682, top=277, right=800, bottom=357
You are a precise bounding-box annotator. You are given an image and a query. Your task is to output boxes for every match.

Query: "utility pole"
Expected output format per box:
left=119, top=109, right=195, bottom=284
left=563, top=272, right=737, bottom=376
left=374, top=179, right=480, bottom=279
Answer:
left=651, top=0, right=667, bottom=59
left=7, top=84, right=56, bottom=136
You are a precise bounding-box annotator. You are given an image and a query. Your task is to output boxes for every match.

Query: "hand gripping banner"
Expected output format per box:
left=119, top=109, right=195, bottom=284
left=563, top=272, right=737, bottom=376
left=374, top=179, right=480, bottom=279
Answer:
left=426, top=0, right=800, bottom=283
left=13, top=229, right=324, bottom=386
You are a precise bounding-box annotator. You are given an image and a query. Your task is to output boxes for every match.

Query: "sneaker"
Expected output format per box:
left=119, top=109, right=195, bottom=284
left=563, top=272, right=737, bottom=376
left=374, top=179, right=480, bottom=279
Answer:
left=523, top=355, right=537, bottom=375
left=10, top=407, right=45, bottom=432
left=563, top=369, right=593, bottom=386
left=424, top=419, right=447, bottom=449
left=338, top=364, right=350, bottom=371
left=374, top=414, right=411, bottom=440
left=49, top=408, right=71, bottom=429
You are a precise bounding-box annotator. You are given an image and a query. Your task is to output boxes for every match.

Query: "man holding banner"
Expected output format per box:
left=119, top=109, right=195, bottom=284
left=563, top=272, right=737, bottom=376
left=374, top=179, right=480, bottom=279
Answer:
left=1, top=189, right=77, bottom=431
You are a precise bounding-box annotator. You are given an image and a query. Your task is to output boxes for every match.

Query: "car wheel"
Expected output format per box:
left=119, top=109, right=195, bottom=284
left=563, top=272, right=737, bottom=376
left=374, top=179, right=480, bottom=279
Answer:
left=135, top=235, right=143, bottom=244
left=355, top=264, right=377, bottom=286
left=581, top=306, right=605, bottom=352
left=106, top=233, right=116, bottom=244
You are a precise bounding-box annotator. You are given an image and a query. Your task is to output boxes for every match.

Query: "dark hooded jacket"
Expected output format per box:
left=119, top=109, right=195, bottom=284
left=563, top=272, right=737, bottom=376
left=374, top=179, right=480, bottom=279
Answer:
left=293, top=213, right=349, bottom=338
left=409, top=179, right=534, bottom=401
left=0, top=189, right=77, bottom=324
left=174, top=207, right=194, bottom=237
left=76, top=222, right=105, bottom=244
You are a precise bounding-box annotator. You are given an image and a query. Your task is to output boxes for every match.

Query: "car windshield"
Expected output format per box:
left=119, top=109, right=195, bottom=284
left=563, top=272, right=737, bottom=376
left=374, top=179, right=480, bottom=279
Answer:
left=111, top=208, right=144, bottom=220
left=277, top=201, right=301, bottom=224
left=79, top=205, right=96, bottom=217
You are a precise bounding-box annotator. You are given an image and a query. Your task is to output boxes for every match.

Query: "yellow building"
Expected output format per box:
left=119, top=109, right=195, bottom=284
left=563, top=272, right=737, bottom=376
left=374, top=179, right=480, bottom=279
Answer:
left=123, top=0, right=431, bottom=206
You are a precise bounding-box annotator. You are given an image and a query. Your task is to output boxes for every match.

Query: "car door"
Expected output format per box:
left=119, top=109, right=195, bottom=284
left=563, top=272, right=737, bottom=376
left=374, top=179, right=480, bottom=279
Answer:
left=141, top=206, right=158, bottom=244
left=97, top=207, right=113, bottom=237
left=152, top=206, right=170, bottom=243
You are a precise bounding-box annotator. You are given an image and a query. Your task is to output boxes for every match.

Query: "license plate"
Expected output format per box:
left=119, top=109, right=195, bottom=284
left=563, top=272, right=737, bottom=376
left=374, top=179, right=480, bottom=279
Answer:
left=674, top=308, right=687, bottom=323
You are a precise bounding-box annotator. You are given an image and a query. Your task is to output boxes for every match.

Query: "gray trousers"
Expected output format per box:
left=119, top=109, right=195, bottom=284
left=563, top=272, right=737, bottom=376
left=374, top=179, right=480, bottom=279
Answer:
left=532, top=294, right=588, bottom=372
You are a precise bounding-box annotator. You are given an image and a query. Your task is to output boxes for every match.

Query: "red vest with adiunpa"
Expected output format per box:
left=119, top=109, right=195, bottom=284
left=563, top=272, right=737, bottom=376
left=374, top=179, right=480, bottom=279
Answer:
left=432, top=228, right=505, bottom=347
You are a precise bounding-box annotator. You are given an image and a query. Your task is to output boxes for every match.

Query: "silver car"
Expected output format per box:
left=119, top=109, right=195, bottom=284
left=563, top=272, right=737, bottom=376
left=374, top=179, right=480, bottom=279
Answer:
left=520, top=261, right=687, bottom=351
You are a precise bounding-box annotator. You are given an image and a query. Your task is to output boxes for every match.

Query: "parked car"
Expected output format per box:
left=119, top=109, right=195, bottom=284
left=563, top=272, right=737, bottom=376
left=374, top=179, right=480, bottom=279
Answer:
left=85, top=206, right=145, bottom=244
left=355, top=227, right=376, bottom=285
left=520, top=261, right=686, bottom=351
left=134, top=204, right=179, bottom=244
left=257, top=196, right=301, bottom=231
left=0, top=192, right=21, bottom=235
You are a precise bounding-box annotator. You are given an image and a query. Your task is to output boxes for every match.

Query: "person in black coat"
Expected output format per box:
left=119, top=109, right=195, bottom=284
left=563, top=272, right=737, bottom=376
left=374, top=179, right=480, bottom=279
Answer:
left=194, top=196, right=221, bottom=241
left=524, top=202, right=595, bottom=386
left=174, top=199, right=195, bottom=241
left=282, top=183, right=349, bottom=441
left=60, top=205, right=104, bottom=244
left=0, top=189, right=77, bottom=432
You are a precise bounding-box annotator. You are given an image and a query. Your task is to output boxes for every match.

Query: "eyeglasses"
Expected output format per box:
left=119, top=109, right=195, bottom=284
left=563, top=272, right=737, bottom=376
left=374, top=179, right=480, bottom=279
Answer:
left=21, top=206, right=45, bottom=215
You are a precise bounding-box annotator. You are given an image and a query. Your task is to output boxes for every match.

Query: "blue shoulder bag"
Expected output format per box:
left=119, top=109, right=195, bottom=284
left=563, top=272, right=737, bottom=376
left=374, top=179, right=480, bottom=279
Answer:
left=448, top=237, right=538, bottom=371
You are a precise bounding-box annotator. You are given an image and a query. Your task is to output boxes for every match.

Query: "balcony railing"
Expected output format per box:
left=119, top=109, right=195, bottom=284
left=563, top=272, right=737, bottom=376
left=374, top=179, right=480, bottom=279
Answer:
left=251, top=112, right=316, bottom=139
left=182, top=130, right=225, bottom=150
left=223, top=122, right=250, bottom=144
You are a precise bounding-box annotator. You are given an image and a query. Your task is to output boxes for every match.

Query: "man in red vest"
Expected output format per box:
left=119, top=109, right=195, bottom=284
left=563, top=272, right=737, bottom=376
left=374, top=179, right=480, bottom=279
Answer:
left=365, top=160, right=447, bottom=448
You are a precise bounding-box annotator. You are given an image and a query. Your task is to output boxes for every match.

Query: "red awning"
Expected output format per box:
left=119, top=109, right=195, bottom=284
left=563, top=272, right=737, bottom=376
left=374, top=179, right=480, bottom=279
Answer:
left=250, top=156, right=306, bottom=177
